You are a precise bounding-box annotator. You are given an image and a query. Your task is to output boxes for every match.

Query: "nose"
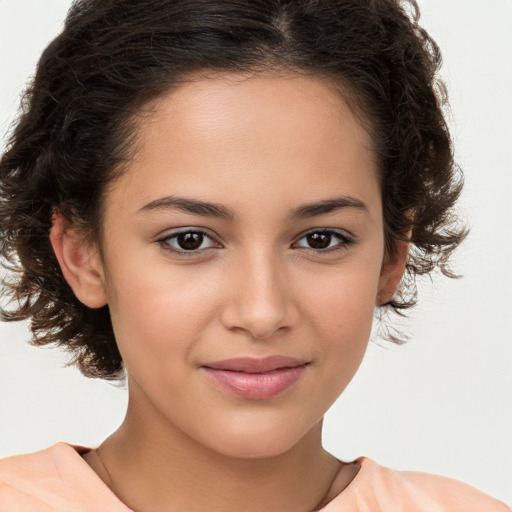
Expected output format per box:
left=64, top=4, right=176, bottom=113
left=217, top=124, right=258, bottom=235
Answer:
left=219, top=249, right=298, bottom=340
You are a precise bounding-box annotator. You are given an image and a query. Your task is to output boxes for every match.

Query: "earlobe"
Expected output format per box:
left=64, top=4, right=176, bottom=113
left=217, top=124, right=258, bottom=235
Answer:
left=376, top=239, right=410, bottom=306
left=49, top=213, right=107, bottom=309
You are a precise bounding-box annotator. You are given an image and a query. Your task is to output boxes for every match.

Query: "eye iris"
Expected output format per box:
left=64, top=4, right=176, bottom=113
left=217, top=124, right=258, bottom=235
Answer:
left=177, top=232, right=204, bottom=250
left=307, top=232, right=331, bottom=249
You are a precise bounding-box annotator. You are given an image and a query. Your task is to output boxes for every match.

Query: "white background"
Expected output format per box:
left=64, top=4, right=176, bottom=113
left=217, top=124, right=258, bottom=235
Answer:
left=1, top=0, right=511, bottom=505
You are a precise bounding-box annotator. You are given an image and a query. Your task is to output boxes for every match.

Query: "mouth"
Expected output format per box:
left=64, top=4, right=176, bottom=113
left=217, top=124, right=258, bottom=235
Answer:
left=201, top=356, right=310, bottom=400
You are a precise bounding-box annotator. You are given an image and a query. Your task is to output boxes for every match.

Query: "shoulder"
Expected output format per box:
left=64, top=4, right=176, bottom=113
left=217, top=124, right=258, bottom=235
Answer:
left=327, top=457, right=511, bottom=512
left=395, top=466, right=509, bottom=510
left=0, top=443, right=131, bottom=512
left=384, top=463, right=510, bottom=511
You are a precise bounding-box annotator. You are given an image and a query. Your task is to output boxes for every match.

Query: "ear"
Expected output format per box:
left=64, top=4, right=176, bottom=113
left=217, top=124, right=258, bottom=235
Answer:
left=376, top=239, right=410, bottom=306
left=49, top=213, right=108, bottom=309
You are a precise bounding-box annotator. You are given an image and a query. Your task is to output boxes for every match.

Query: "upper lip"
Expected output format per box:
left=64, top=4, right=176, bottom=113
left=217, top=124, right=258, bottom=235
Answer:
left=202, top=356, right=309, bottom=373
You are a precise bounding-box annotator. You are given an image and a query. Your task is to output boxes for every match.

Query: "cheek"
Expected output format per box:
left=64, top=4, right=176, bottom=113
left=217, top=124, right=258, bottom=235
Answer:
left=105, top=261, right=222, bottom=371
left=298, top=258, right=381, bottom=389
left=300, top=258, right=380, bottom=339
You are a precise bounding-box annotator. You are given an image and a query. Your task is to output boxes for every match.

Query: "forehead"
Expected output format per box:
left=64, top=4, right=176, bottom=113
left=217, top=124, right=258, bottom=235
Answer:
left=107, top=71, right=380, bottom=221
left=139, top=71, right=371, bottom=153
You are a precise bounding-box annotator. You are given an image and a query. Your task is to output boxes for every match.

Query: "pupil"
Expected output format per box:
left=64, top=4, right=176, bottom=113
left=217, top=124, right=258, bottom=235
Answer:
left=307, top=232, right=331, bottom=249
left=178, top=232, right=203, bottom=250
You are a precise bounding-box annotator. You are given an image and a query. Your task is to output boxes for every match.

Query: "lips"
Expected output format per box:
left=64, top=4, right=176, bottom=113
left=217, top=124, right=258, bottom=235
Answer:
left=201, top=356, right=309, bottom=400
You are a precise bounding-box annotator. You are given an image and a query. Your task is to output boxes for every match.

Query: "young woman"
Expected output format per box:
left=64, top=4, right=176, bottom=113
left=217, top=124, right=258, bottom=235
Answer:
left=0, top=0, right=510, bottom=510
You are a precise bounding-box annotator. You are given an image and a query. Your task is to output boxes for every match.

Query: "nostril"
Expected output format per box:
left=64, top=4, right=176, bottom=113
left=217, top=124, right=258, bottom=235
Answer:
left=219, top=266, right=299, bottom=339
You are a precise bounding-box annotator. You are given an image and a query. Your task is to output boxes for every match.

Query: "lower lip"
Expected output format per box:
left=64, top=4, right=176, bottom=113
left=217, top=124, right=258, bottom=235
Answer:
left=201, top=365, right=307, bottom=400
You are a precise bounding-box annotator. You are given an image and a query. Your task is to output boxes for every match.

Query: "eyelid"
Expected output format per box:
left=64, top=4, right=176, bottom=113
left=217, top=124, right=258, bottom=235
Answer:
left=154, top=226, right=355, bottom=256
left=292, top=228, right=356, bottom=252
left=156, top=227, right=223, bottom=255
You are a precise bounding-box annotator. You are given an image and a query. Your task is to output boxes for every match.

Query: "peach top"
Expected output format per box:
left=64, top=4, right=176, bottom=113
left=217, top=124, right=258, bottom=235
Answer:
left=0, top=442, right=510, bottom=511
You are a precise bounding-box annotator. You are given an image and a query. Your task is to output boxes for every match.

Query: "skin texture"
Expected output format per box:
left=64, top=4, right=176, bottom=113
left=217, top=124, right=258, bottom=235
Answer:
left=50, top=72, right=409, bottom=512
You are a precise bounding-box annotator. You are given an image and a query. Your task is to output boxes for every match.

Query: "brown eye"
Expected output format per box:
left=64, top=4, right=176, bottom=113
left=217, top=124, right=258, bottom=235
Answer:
left=177, top=232, right=204, bottom=250
left=294, top=229, right=354, bottom=252
left=306, top=232, right=331, bottom=249
left=158, top=229, right=219, bottom=254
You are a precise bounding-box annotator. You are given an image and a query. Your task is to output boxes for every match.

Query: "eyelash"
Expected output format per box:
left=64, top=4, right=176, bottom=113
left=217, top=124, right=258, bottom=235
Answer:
left=156, top=228, right=355, bottom=256
left=292, top=228, right=355, bottom=254
left=157, top=228, right=221, bottom=256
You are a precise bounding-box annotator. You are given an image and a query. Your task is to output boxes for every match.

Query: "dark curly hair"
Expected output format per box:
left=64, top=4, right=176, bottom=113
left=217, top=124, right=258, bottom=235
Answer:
left=0, top=0, right=467, bottom=380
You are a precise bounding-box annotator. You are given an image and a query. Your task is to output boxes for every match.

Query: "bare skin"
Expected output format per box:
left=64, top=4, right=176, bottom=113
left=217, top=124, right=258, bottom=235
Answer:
left=82, top=419, right=360, bottom=512
left=51, top=71, right=408, bottom=512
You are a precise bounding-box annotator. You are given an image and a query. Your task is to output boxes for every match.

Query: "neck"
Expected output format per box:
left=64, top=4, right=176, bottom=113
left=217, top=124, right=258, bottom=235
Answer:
left=85, top=391, right=344, bottom=512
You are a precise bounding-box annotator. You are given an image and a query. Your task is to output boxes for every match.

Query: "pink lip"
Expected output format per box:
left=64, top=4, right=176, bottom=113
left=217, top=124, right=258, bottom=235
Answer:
left=201, top=356, right=309, bottom=400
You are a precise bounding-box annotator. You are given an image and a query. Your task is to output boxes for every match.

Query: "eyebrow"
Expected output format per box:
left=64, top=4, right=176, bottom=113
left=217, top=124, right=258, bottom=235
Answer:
left=138, top=195, right=367, bottom=220
left=290, top=196, right=368, bottom=219
left=138, top=196, right=234, bottom=219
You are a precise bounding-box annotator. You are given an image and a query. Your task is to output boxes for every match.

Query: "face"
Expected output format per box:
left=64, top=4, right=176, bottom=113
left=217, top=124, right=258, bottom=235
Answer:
left=85, top=72, right=403, bottom=458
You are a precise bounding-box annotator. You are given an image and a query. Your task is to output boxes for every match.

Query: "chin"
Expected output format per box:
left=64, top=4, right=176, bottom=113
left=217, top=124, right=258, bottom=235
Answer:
left=198, top=413, right=322, bottom=460
left=210, top=436, right=301, bottom=460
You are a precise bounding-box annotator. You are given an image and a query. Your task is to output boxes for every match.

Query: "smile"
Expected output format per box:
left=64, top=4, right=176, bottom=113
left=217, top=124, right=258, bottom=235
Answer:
left=201, top=356, right=309, bottom=400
